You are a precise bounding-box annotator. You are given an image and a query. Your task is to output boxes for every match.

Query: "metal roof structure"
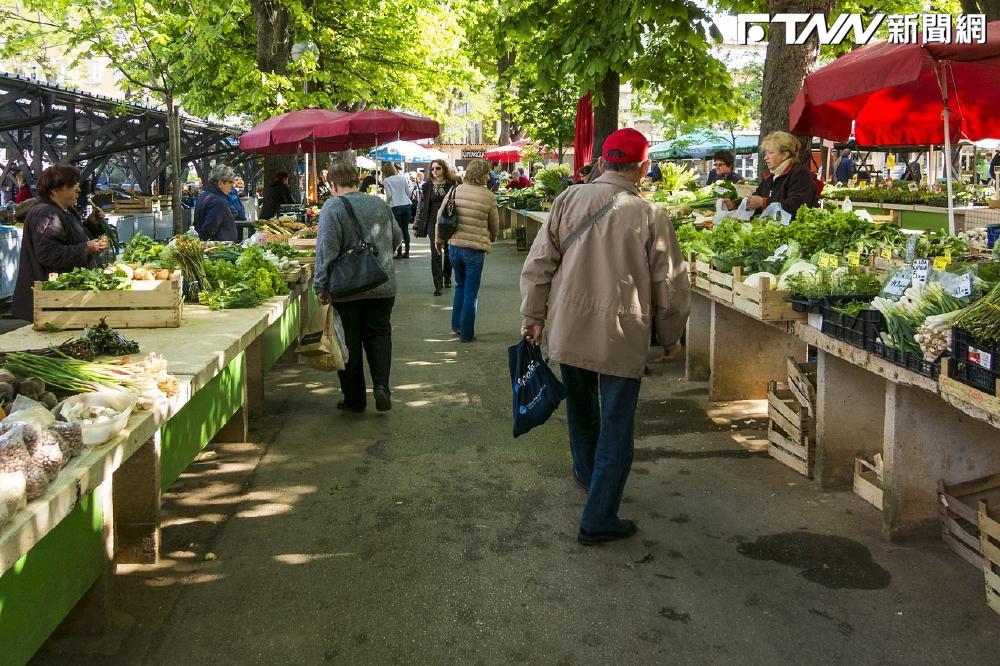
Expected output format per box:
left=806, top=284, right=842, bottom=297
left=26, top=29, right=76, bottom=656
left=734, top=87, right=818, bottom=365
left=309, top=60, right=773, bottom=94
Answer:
left=0, top=72, right=252, bottom=193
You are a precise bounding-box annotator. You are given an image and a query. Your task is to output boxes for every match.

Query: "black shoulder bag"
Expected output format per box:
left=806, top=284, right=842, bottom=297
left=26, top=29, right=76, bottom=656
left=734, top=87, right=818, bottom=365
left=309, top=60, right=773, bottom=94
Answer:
left=327, top=196, right=389, bottom=298
left=436, top=185, right=459, bottom=242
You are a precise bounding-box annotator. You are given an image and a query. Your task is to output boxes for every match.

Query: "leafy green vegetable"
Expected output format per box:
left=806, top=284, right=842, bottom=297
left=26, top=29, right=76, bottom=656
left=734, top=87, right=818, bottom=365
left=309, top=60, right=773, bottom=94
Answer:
left=198, top=284, right=263, bottom=311
left=42, top=267, right=131, bottom=292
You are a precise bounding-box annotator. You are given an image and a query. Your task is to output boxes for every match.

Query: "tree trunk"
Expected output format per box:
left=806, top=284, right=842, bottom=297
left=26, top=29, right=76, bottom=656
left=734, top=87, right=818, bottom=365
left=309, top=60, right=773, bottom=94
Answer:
left=758, top=0, right=835, bottom=177
left=593, top=70, right=620, bottom=159
left=165, top=95, right=184, bottom=235
left=250, top=0, right=296, bottom=199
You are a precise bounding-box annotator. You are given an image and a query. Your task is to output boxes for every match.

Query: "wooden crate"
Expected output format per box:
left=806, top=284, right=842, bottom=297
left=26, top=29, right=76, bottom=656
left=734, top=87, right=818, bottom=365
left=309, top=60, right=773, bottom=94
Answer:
left=114, top=197, right=161, bottom=214
left=940, top=360, right=1000, bottom=420
left=938, top=473, right=1000, bottom=570
left=854, top=456, right=884, bottom=511
left=767, top=380, right=816, bottom=478
left=282, top=266, right=306, bottom=285
left=731, top=275, right=807, bottom=322
left=33, top=271, right=183, bottom=330
left=289, top=237, right=317, bottom=252
left=786, top=357, right=817, bottom=416
left=979, top=500, right=1000, bottom=616
left=709, top=266, right=741, bottom=304
left=688, top=253, right=711, bottom=292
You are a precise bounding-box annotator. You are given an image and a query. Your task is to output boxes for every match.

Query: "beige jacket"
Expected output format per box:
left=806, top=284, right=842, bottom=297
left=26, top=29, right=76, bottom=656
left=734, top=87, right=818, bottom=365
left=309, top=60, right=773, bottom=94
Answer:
left=447, top=183, right=499, bottom=253
left=519, top=172, right=690, bottom=379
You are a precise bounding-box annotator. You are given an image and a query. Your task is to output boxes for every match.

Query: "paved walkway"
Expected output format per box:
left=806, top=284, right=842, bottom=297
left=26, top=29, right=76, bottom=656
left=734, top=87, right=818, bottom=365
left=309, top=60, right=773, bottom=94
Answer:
left=38, top=239, right=998, bottom=664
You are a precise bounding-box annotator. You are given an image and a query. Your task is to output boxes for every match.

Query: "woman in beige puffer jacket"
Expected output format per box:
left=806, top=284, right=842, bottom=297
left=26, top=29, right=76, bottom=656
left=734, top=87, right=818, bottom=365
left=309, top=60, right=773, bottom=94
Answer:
left=435, top=158, right=499, bottom=342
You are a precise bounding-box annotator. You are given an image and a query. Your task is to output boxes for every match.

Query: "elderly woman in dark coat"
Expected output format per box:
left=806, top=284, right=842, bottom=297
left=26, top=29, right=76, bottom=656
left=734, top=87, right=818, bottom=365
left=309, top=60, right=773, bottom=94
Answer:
left=194, top=164, right=238, bottom=242
left=11, top=163, right=108, bottom=321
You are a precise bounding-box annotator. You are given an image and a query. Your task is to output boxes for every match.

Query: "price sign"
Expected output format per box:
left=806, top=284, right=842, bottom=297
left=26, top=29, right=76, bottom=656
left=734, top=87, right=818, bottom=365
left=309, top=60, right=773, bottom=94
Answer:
left=883, top=268, right=912, bottom=298
left=932, top=255, right=950, bottom=270
left=818, top=254, right=839, bottom=269
left=846, top=251, right=861, bottom=267
left=880, top=246, right=893, bottom=261
left=908, top=182, right=919, bottom=191
left=913, top=259, right=931, bottom=284
left=949, top=274, right=973, bottom=298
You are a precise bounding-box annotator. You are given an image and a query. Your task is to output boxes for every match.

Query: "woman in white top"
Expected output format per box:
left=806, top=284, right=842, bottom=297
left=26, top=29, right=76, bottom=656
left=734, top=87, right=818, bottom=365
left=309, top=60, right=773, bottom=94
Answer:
left=381, top=163, right=413, bottom=258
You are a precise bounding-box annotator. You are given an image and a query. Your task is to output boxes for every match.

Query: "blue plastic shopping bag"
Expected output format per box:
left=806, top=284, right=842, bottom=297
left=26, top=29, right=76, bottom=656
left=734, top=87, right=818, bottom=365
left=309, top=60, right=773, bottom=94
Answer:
left=508, top=339, right=567, bottom=438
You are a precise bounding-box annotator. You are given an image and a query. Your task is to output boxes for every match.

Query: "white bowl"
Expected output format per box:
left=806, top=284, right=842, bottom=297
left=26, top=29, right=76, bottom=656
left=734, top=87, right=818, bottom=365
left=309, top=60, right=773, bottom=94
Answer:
left=56, top=390, right=137, bottom=446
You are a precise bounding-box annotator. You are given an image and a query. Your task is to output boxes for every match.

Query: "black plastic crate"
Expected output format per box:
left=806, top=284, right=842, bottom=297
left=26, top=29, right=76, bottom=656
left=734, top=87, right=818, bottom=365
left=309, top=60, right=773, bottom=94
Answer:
left=948, top=327, right=999, bottom=395
left=820, top=299, right=885, bottom=352
left=872, top=339, right=941, bottom=379
left=786, top=295, right=825, bottom=313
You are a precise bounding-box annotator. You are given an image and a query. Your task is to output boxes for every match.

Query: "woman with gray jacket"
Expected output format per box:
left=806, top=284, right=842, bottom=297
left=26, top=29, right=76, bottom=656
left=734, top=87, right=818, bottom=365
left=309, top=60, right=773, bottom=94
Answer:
left=435, top=159, right=499, bottom=342
left=315, top=154, right=403, bottom=413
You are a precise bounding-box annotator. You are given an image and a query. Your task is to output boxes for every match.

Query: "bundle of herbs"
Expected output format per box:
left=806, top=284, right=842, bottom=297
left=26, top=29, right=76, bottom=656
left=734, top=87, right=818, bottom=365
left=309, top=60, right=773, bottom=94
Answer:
left=952, top=282, right=1000, bottom=342
left=42, top=267, right=131, bottom=292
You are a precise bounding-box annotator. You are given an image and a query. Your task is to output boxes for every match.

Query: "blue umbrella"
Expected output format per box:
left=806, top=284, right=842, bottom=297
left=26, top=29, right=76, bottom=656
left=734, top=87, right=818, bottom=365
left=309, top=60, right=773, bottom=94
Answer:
left=368, top=140, right=447, bottom=164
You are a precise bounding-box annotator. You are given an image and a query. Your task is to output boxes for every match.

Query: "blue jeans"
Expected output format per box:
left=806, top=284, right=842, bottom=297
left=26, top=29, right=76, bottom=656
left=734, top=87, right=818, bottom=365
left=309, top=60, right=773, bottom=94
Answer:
left=560, top=364, right=642, bottom=533
left=448, top=246, right=485, bottom=341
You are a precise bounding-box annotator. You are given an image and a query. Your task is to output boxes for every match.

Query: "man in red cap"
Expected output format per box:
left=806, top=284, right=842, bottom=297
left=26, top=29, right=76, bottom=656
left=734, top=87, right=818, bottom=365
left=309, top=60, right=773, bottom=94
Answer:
left=519, top=128, right=690, bottom=545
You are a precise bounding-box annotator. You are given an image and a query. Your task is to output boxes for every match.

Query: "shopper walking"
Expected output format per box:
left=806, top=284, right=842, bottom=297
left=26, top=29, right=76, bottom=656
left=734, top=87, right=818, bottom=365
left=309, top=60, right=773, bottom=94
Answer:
left=413, top=159, right=456, bottom=296
left=381, top=163, right=413, bottom=259
left=519, top=128, right=690, bottom=546
left=437, top=159, right=498, bottom=342
left=314, top=154, right=403, bottom=413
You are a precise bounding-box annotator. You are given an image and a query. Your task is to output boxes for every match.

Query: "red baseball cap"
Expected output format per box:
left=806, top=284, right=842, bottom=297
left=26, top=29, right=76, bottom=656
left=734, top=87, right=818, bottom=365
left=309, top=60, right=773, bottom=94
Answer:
left=602, top=128, right=650, bottom=163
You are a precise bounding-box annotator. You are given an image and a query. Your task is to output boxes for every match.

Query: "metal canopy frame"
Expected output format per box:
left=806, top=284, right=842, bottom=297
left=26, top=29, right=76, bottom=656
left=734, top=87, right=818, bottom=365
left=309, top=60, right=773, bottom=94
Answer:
left=0, top=72, right=254, bottom=195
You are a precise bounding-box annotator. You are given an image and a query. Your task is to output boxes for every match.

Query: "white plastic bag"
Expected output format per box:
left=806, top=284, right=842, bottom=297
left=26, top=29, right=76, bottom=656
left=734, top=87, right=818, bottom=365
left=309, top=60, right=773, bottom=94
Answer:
left=761, top=202, right=792, bottom=226
left=713, top=198, right=755, bottom=225
left=7, top=395, right=55, bottom=430
left=55, top=390, right=137, bottom=447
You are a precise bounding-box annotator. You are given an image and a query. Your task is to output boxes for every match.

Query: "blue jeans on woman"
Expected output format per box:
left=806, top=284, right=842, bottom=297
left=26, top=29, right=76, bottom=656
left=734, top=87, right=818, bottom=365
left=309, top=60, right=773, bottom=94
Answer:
left=448, top=245, right=485, bottom=341
left=559, top=364, right=642, bottom=533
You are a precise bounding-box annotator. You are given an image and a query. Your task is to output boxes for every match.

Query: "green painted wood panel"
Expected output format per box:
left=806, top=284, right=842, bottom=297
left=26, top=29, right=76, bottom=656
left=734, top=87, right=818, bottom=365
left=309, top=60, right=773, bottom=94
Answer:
left=0, top=493, right=104, bottom=666
left=160, top=352, right=245, bottom=490
left=262, top=297, right=299, bottom=373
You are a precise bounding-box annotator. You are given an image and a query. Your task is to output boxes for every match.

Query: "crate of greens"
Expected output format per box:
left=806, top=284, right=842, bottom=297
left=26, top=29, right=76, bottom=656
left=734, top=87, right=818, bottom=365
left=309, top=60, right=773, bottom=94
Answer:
left=33, top=266, right=183, bottom=331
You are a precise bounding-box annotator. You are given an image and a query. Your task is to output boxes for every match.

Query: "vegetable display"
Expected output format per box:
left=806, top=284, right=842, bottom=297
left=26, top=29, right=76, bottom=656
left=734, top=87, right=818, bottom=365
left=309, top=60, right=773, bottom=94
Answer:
left=42, top=267, right=131, bottom=292
left=872, top=283, right=968, bottom=358
left=952, top=282, right=1000, bottom=342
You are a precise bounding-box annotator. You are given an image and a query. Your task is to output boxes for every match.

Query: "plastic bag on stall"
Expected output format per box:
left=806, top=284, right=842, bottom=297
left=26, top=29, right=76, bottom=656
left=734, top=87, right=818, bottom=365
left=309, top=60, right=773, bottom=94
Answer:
left=760, top=202, right=792, bottom=226
left=6, top=395, right=55, bottom=430
left=713, top=198, right=755, bottom=225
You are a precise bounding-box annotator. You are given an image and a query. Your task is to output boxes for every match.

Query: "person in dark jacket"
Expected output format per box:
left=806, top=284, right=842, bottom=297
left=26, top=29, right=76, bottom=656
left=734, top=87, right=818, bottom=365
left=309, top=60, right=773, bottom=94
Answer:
left=706, top=150, right=741, bottom=184
left=724, top=131, right=818, bottom=219
left=227, top=186, right=246, bottom=221
left=194, top=164, right=238, bottom=242
left=833, top=149, right=856, bottom=183
left=412, top=159, right=457, bottom=296
left=260, top=171, right=295, bottom=219
left=11, top=164, right=108, bottom=321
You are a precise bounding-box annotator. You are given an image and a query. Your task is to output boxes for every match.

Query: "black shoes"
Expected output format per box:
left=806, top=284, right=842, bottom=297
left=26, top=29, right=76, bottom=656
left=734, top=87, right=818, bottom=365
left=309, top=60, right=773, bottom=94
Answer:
left=374, top=385, right=392, bottom=412
left=434, top=288, right=443, bottom=296
left=444, top=281, right=452, bottom=288
left=578, top=519, right=638, bottom=546
left=336, top=400, right=364, bottom=414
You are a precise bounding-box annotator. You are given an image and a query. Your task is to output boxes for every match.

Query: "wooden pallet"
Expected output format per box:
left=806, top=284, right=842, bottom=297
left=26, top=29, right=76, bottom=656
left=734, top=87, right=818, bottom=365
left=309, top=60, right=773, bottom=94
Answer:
left=786, top=357, right=818, bottom=416
left=731, top=274, right=806, bottom=322
left=767, top=381, right=816, bottom=478
left=854, top=456, right=884, bottom=511
left=33, top=271, right=183, bottom=330
left=938, top=473, right=1000, bottom=571
left=979, top=500, right=1000, bottom=616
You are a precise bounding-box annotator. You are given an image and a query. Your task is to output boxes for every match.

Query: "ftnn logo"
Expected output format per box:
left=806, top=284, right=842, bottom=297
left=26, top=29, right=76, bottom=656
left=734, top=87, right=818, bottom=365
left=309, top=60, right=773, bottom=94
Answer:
left=736, top=13, right=987, bottom=46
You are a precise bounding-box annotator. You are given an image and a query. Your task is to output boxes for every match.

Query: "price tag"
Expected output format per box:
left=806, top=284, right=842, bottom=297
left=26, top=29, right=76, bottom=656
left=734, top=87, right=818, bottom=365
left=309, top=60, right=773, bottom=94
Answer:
left=932, top=255, right=950, bottom=270
left=949, top=274, right=973, bottom=298
left=905, top=235, right=918, bottom=263
left=908, top=182, right=918, bottom=192
left=818, top=254, right=839, bottom=269
left=766, top=244, right=790, bottom=262
left=883, top=268, right=912, bottom=298
left=968, top=346, right=993, bottom=371
left=913, top=259, right=931, bottom=284
left=846, top=251, right=861, bottom=267
left=880, top=246, right=893, bottom=261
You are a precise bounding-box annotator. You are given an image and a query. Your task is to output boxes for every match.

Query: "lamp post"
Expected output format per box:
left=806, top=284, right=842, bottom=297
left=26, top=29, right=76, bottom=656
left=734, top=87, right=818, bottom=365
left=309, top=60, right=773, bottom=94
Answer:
left=291, top=40, right=318, bottom=204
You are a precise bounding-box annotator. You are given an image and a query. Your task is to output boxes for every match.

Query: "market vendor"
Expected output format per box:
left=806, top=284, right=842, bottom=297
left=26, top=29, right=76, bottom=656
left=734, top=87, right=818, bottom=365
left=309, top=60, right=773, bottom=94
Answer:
left=260, top=171, right=295, bottom=219
left=722, top=131, right=817, bottom=219
left=194, top=164, right=238, bottom=242
left=11, top=163, right=109, bottom=321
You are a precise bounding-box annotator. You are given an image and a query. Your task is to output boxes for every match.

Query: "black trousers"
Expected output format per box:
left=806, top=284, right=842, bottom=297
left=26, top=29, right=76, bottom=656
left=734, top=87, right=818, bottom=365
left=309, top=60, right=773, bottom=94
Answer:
left=334, top=297, right=395, bottom=409
left=430, top=224, right=452, bottom=289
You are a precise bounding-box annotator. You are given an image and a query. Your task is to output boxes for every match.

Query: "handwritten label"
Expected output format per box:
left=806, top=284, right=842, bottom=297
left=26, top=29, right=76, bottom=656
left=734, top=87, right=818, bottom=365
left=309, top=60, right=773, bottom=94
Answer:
left=818, top=254, right=839, bottom=270
left=913, top=259, right=931, bottom=284
left=949, top=274, right=973, bottom=298
left=880, top=246, right=893, bottom=261
left=908, top=182, right=919, bottom=191
left=883, top=268, right=912, bottom=298
left=932, top=255, right=950, bottom=270
left=846, top=251, right=861, bottom=267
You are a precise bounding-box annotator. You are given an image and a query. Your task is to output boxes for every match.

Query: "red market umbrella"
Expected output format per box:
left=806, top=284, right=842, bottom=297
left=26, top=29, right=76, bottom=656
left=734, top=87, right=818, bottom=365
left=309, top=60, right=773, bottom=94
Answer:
left=484, top=144, right=522, bottom=163
left=789, top=21, right=1000, bottom=231
left=574, top=93, right=594, bottom=182
left=312, top=109, right=440, bottom=148
left=239, top=109, right=353, bottom=155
